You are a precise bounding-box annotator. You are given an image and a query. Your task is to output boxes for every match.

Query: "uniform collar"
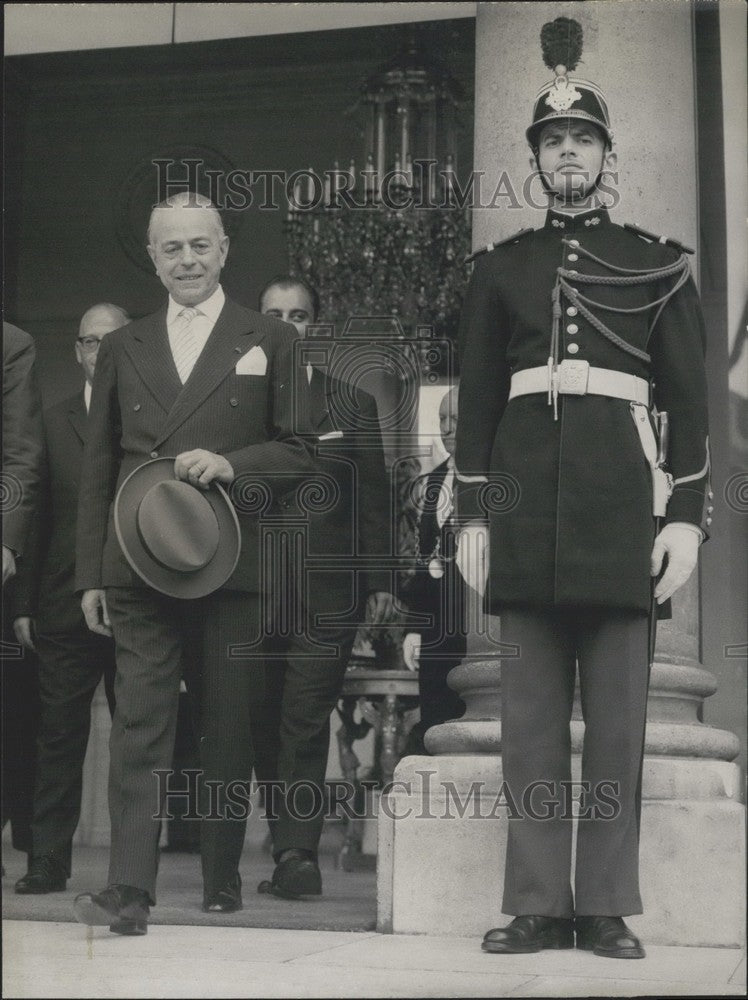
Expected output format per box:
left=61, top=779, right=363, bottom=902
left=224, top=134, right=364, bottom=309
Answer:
left=544, top=207, right=611, bottom=232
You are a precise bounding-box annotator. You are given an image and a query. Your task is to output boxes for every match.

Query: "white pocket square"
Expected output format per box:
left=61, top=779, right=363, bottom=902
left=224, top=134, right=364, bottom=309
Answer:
left=318, top=430, right=344, bottom=441
left=236, top=345, right=267, bottom=375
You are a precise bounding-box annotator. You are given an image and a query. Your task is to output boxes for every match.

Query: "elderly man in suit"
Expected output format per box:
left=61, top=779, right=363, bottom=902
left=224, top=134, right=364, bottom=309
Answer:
left=73, top=193, right=314, bottom=934
left=401, top=386, right=466, bottom=754
left=253, top=275, right=393, bottom=899
left=2, top=322, right=43, bottom=863
left=13, top=304, right=128, bottom=894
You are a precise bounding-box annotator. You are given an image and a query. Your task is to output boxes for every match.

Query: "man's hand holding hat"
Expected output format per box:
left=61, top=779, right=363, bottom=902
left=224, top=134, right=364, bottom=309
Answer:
left=81, top=589, right=113, bottom=637
left=174, top=449, right=234, bottom=490
left=111, top=457, right=242, bottom=599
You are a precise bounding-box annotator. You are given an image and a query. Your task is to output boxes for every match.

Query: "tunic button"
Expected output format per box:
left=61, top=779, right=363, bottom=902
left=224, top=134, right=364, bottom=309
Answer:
left=133, top=403, right=141, bottom=411
left=706, top=517, right=713, bottom=526
left=567, top=253, right=579, bottom=262
left=229, top=398, right=239, bottom=407
left=150, top=450, right=159, bottom=459
left=566, top=307, right=578, bottom=316
left=567, top=324, right=579, bottom=335
left=567, top=343, right=580, bottom=355
left=568, top=239, right=580, bottom=247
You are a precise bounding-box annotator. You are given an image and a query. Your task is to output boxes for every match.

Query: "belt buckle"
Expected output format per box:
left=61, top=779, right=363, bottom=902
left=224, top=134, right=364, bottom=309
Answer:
left=557, top=359, right=590, bottom=395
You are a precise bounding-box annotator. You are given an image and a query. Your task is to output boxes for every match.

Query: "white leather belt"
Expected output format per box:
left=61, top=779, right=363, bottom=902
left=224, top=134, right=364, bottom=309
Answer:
left=508, top=361, right=650, bottom=406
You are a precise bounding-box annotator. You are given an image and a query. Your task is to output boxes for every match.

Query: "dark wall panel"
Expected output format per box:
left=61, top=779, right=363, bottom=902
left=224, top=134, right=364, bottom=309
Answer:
left=5, top=20, right=475, bottom=405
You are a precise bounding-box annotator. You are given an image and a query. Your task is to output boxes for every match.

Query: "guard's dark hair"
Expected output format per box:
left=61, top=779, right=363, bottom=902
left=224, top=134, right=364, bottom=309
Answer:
left=258, top=274, right=320, bottom=321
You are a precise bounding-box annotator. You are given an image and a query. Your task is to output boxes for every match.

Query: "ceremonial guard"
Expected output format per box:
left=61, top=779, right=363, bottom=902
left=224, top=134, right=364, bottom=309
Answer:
left=455, top=19, right=710, bottom=959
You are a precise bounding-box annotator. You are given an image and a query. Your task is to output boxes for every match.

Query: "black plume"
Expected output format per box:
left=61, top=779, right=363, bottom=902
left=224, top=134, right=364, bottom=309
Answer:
left=540, top=17, right=583, bottom=72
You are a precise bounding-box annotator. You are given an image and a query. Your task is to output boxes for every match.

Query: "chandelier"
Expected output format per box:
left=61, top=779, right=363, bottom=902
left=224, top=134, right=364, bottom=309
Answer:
left=285, top=41, right=471, bottom=368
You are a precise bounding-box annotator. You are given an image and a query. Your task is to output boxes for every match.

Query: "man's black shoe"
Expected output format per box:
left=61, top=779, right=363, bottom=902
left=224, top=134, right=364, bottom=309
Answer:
left=15, top=855, right=67, bottom=894
left=482, top=915, right=575, bottom=954
left=74, top=884, right=150, bottom=935
left=575, top=916, right=646, bottom=959
left=203, top=872, right=243, bottom=913
left=258, top=850, right=322, bottom=900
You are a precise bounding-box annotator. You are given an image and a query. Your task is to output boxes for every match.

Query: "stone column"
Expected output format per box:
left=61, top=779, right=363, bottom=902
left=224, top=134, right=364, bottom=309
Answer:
left=378, top=1, right=745, bottom=946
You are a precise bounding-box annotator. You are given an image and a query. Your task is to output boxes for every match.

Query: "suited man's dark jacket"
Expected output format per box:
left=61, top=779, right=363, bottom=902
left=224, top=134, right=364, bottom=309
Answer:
left=276, top=368, right=390, bottom=622
left=2, top=323, right=43, bottom=559
left=13, top=392, right=94, bottom=633
left=455, top=208, right=709, bottom=614
left=75, top=297, right=314, bottom=594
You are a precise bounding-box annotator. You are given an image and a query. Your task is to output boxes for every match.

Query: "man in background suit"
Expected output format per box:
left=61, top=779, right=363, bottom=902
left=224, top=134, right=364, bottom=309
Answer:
left=2, top=322, right=43, bottom=866
left=73, top=193, right=314, bottom=933
left=255, top=275, right=393, bottom=899
left=13, top=304, right=128, bottom=894
left=402, top=386, right=466, bottom=754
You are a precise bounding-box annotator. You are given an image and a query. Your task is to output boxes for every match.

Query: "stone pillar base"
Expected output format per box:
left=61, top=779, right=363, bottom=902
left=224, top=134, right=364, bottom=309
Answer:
left=377, top=755, right=746, bottom=946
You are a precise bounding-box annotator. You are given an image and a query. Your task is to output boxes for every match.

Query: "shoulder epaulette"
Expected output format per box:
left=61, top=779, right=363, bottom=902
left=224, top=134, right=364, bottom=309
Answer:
left=464, top=228, right=534, bottom=265
left=623, top=223, right=695, bottom=255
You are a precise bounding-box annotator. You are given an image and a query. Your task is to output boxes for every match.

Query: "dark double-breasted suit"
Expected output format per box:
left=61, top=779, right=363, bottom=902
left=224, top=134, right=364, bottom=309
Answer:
left=76, top=297, right=313, bottom=594
left=455, top=207, right=709, bottom=918
left=252, top=367, right=390, bottom=857
left=13, top=391, right=117, bottom=874
left=75, top=295, right=314, bottom=901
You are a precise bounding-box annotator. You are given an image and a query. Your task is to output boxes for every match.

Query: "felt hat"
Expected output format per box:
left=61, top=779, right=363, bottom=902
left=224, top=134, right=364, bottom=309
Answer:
left=114, top=458, right=241, bottom=598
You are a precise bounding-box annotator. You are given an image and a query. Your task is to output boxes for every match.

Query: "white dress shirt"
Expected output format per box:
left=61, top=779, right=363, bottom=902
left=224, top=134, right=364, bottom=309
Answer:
left=166, top=284, right=225, bottom=381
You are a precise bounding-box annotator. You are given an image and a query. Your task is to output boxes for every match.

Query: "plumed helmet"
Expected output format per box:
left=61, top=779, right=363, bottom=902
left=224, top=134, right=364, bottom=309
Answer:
left=526, top=17, right=613, bottom=150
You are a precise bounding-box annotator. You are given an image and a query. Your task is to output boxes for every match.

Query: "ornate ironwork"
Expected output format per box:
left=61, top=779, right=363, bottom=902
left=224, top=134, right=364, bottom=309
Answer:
left=285, top=42, right=471, bottom=361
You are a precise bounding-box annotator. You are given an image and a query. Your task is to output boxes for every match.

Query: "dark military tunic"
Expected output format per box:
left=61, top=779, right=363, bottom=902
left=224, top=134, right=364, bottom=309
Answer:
left=455, top=207, right=709, bottom=613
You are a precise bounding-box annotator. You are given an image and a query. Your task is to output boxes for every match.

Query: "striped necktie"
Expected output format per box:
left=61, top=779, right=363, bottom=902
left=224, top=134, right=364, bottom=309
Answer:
left=173, top=306, right=200, bottom=383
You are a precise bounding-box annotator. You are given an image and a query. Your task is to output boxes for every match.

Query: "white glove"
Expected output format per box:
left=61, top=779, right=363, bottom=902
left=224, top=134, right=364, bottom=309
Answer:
left=456, top=521, right=488, bottom=597
left=402, top=633, right=421, bottom=671
left=651, top=522, right=701, bottom=604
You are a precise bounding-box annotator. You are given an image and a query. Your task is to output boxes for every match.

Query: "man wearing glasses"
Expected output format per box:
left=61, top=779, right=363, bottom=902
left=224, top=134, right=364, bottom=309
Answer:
left=12, top=303, right=128, bottom=894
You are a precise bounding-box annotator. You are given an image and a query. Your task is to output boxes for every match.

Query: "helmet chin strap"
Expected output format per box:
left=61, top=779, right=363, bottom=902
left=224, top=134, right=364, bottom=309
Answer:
left=532, top=154, right=607, bottom=206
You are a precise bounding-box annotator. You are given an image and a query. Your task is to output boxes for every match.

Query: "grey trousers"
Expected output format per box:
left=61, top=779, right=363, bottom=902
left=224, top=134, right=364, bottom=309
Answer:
left=106, top=586, right=259, bottom=903
left=499, top=605, right=651, bottom=918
